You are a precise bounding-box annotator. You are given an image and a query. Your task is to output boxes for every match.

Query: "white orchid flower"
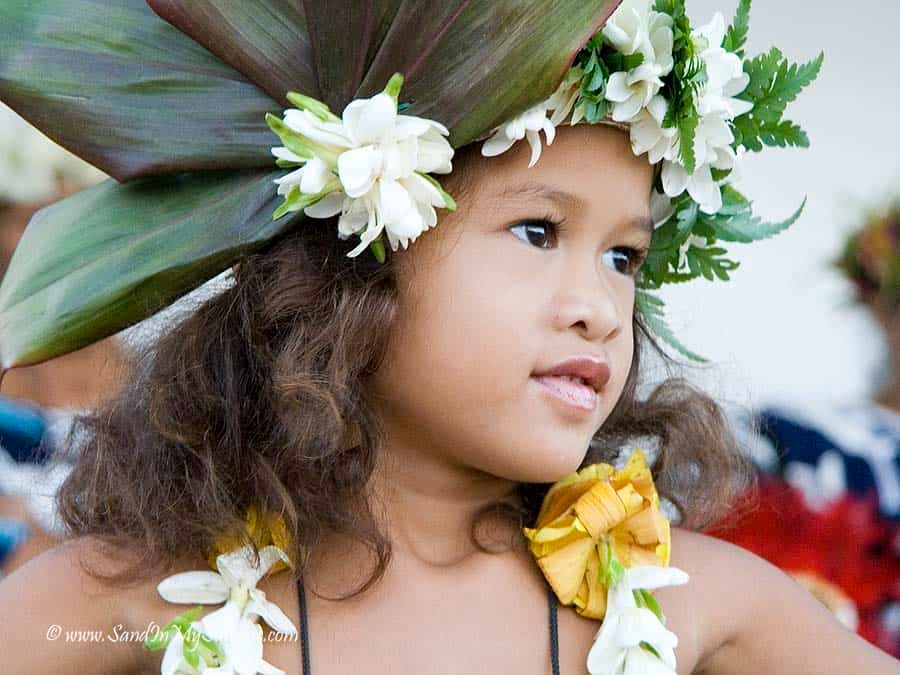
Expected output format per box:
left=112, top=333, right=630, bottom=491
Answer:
left=586, top=565, right=690, bottom=675
left=602, top=0, right=674, bottom=123
left=692, top=12, right=754, bottom=119
left=661, top=113, right=739, bottom=214
left=628, top=95, right=678, bottom=165
left=481, top=98, right=557, bottom=168
left=267, top=73, right=456, bottom=260
left=156, top=545, right=297, bottom=675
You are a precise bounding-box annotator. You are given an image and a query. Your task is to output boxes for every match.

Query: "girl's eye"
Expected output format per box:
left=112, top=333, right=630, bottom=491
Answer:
left=509, top=218, right=649, bottom=277
left=508, top=218, right=562, bottom=249
left=601, top=247, right=648, bottom=277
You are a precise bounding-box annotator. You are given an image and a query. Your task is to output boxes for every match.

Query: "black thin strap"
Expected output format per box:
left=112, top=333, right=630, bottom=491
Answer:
left=298, top=576, right=561, bottom=674
left=548, top=584, right=560, bottom=675
left=298, top=575, right=311, bottom=675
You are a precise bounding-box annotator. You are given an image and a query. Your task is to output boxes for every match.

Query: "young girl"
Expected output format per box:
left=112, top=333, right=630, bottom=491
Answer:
left=0, top=0, right=897, bottom=673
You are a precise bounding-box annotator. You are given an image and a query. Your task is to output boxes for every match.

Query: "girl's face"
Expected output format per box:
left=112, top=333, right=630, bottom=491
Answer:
left=372, top=123, right=654, bottom=484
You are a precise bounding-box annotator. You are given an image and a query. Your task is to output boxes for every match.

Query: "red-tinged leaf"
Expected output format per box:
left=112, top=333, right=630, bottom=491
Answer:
left=0, top=170, right=298, bottom=369
left=0, top=0, right=279, bottom=181
left=302, top=0, right=404, bottom=112
left=359, top=0, right=623, bottom=147
left=147, top=0, right=319, bottom=106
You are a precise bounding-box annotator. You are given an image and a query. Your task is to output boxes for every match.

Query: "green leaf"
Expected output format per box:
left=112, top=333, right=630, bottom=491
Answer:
left=147, top=0, right=319, bottom=106
left=713, top=189, right=806, bottom=243
left=723, top=0, right=752, bottom=57
left=636, top=290, right=708, bottom=363
left=143, top=626, right=175, bottom=651
left=735, top=49, right=823, bottom=153
left=686, top=246, right=739, bottom=281
left=0, top=0, right=278, bottom=181
left=355, top=0, right=623, bottom=148
left=636, top=589, right=665, bottom=623
left=0, top=170, right=297, bottom=369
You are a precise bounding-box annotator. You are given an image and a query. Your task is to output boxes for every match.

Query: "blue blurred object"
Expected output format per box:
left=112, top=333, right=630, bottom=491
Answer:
left=0, top=396, right=46, bottom=463
left=756, top=401, right=900, bottom=522
left=0, top=517, right=30, bottom=568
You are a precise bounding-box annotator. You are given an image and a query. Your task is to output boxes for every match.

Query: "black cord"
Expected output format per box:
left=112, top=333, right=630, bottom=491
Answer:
left=548, top=585, right=560, bottom=675
left=298, top=576, right=311, bottom=675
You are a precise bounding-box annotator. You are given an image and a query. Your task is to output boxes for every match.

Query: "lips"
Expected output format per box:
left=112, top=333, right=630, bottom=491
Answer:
left=532, top=374, right=598, bottom=411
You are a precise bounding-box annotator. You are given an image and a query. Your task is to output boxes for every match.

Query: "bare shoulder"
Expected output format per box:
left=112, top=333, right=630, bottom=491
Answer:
left=668, top=526, right=900, bottom=675
left=0, top=535, right=203, bottom=675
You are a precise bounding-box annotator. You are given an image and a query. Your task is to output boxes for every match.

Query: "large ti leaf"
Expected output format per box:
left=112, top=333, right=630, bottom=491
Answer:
left=148, top=0, right=319, bottom=106
left=0, top=0, right=279, bottom=181
left=359, top=0, right=623, bottom=147
left=0, top=171, right=297, bottom=369
left=302, top=0, right=405, bottom=112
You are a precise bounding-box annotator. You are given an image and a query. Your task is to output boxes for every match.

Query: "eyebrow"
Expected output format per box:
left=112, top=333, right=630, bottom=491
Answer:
left=497, top=181, right=654, bottom=234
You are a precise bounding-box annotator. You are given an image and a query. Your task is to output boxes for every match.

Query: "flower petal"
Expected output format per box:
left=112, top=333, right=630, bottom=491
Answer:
left=247, top=588, right=298, bottom=636
left=604, top=71, right=632, bottom=103
left=342, top=93, right=397, bottom=146
left=304, top=191, right=345, bottom=219
left=623, top=564, right=690, bottom=591
left=337, top=146, right=380, bottom=198
left=623, top=645, right=678, bottom=675
left=231, top=619, right=266, bottom=675
left=157, top=571, right=228, bottom=605
left=299, top=156, right=332, bottom=194
left=481, top=129, right=517, bottom=157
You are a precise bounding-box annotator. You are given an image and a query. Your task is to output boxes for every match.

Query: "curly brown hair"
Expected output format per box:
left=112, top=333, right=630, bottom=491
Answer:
left=55, top=142, right=756, bottom=598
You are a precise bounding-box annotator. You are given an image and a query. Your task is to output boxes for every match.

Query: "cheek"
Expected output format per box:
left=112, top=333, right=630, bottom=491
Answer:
left=376, top=247, right=534, bottom=423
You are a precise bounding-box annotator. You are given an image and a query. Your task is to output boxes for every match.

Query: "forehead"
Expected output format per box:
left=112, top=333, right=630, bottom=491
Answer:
left=455, top=124, right=655, bottom=223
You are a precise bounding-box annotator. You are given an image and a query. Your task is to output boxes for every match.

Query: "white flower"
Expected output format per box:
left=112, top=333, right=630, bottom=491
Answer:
left=691, top=13, right=754, bottom=119
left=269, top=74, right=455, bottom=258
left=661, top=113, right=739, bottom=214
left=628, top=95, right=678, bottom=165
left=547, top=66, right=588, bottom=127
left=157, top=545, right=297, bottom=675
left=586, top=565, right=690, bottom=675
left=602, top=0, right=674, bottom=123
left=481, top=98, right=557, bottom=168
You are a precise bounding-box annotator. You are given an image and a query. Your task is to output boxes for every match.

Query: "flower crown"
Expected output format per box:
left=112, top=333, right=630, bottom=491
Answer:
left=265, top=0, right=822, bottom=360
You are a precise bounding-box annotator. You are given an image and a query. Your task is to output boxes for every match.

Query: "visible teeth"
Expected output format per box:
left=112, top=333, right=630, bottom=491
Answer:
left=559, top=375, right=587, bottom=385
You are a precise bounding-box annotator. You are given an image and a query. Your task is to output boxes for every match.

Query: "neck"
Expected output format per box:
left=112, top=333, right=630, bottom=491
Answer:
left=302, top=426, right=527, bottom=599
left=366, top=428, right=525, bottom=567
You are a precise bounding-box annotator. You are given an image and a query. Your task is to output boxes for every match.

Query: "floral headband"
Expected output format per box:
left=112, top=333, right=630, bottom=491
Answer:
left=265, top=0, right=822, bottom=360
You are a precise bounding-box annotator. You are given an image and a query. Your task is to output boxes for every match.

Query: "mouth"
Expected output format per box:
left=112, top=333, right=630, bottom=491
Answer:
left=530, top=374, right=598, bottom=412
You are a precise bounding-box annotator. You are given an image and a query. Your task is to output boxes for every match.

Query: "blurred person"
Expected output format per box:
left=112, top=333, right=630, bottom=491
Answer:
left=0, top=103, right=125, bottom=576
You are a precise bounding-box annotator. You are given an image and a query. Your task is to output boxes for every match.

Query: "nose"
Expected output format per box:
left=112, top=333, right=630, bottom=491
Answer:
left=551, top=256, right=623, bottom=343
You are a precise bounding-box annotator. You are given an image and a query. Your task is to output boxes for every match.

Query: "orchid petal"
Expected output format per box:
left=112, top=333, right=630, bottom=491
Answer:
left=299, top=156, right=332, bottom=194
left=304, top=191, right=345, bottom=218
left=157, top=571, right=228, bottom=605
left=337, top=146, right=380, bottom=198
left=247, top=589, right=299, bottom=636
left=342, top=93, right=397, bottom=146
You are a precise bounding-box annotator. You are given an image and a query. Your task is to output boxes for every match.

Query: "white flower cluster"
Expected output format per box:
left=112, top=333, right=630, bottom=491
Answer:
left=0, top=102, right=105, bottom=205
left=269, top=75, right=456, bottom=258
left=586, top=564, right=690, bottom=675
left=156, top=545, right=297, bottom=675
left=480, top=0, right=753, bottom=218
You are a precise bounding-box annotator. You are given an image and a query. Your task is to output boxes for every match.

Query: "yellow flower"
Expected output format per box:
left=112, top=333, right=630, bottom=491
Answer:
left=523, top=449, right=672, bottom=620
left=208, top=505, right=294, bottom=574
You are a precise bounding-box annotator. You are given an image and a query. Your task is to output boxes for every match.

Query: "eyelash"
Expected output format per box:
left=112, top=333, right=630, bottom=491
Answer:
left=508, top=216, right=650, bottom=277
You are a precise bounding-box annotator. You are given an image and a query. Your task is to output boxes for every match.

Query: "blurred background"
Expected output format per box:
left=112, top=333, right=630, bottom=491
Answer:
left=0, top=0, right=897, bottom=660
